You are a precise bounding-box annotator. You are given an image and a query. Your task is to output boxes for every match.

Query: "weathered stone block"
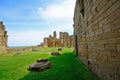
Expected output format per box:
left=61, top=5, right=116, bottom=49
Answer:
left=111, top=18, right=120, bottom=31
left=58, top=48, right=62, bottom=51
left=107, top=0, right=120, bottom=16
left=117, top=44, right=120, bottom=52
left=103, top=32, right=111, bottom=39
left=106, top=9, right=120, bottom=23
left=106, top=44, right=116, bottom=51
left=95, top=28, right=103, bottom=36
left=119, top=29, right=120, bottom=35
left=98, top=12, right=106, bottom=23
left=89, top=32, right=95, bottom=38
left=103, top=24, right=111, bottom=33
left=28, top=59, right=52, bottom=72
left=112, top=0, right=119, bottom=4
left=91, top=24, right=99, bottom=31
left=108, top=37, right=120, bottom=44
left=96, top=41, right=107, bottom=50
left=37, top=59, right=48, bottom=62
left=51, top=52, right=60, bottom=56
left=32, top=47, right=38, bottom=51
left=110, top=30, right=119, bottom=38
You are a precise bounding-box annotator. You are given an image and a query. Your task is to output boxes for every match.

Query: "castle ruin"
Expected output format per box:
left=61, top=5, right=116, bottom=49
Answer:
left=73, top=0, right=120, bottom=80
left=0, top=22, right=8, bottom=53
left=43, top=31, right=74, bottom=48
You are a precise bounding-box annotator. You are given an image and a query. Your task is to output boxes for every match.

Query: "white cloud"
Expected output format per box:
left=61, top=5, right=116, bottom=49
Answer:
left=7, top=0, right=76, bottom=46
left=38, top=0, right=76, bottom=20
left=8, top=30, right=52, bottom=46
left=38, top=7, right=43, bottom=11
left=8, top=24, right=73, bottom=47
left=49, top=23, right=73, bottom=35
left=37, top=0, right=75, bottom=35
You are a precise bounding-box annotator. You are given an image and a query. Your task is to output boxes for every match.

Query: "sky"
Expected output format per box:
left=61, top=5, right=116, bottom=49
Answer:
left=0, top=0, right=76, bottom=47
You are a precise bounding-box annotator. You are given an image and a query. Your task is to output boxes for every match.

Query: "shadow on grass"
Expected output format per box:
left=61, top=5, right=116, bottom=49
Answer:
left=19, top=52, right=100, bottom=80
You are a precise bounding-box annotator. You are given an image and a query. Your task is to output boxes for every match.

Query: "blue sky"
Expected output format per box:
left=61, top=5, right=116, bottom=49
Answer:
left=0, top=0, right=76, bottom=46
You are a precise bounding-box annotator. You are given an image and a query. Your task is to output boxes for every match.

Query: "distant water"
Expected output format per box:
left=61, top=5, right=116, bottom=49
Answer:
left=9, top=46, right=33, bottom=48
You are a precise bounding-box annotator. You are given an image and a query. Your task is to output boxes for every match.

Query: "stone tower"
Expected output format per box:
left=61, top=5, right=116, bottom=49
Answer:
left=63, top=32, right=69, bottom=47
left=59, top=32, right=63, bottom=43
left=53, top=31, right=57, bottom=38
left=0, top=21, right=8, bottom=53
left=73, top=0, right=120, bottom=80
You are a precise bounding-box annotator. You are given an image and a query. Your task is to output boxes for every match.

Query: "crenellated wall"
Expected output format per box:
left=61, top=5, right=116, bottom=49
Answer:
left=73, top=0, right=120, bottom=80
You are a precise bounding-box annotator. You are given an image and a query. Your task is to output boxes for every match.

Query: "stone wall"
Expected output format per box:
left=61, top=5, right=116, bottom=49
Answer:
left=73, top=0, right=120, bottom=80
left=43, top=31, right=63, bottom=47
left=43, top=31, right=74, bottom=48
left=0, top=22, right=8, bottom=53
left=9, top=46, right=41, bottom=52
left=69, top=35, right=74, bottom=48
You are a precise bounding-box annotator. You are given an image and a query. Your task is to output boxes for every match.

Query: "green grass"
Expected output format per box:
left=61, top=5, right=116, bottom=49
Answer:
left=0, top=48, right=100, bottom=80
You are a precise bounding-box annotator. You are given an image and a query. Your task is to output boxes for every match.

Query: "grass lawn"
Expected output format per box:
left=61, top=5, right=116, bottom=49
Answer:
left=0, top=48, right=100, bottom=80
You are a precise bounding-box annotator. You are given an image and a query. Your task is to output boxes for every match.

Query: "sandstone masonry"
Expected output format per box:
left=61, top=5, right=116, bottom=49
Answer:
left=73, top=0, right=120, bottom=80
left=0, top=22, right=8, bottom=53
left=43, top=31, right=74, bottom=48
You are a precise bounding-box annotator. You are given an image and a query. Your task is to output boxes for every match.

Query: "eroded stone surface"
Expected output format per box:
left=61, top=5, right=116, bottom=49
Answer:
left=58, top=48, right=62, bottom=51
left=43, top=31, right=74, bottom=48
left=28, top=59, right=52, bottom=72
left=51, top=52, right=60, bottom=56
left=0, top=22, right=8, bottom=53
left=32, top=47, right=38, bottom=51
left=37, top=58, right=48, bottom=62
left=73, top=0, right=120, bottom=80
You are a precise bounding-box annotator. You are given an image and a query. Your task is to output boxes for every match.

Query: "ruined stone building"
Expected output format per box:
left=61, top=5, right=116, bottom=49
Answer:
left=69, top=35, right=74, bottom=48
left=59, top=32, right=72, bottom=47
left=43, top=31, right=74, bottom=48
left=73, top=0, right=120, bottom=80
left=43, top=31, right=62, bottom=47
left=60, top=32, right=74, bottom=47
left=0, top=22, right=8, bottom=53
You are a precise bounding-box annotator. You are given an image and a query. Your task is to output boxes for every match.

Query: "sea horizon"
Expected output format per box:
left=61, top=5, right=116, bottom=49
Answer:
left=9, top=45, right=36, bottom=48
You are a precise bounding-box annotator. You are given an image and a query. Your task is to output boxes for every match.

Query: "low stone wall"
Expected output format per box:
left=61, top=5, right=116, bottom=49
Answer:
left=9, top=46, right=41, bottom=53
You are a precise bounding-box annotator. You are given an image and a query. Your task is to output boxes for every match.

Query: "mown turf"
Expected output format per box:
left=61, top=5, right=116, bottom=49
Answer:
left=0, top=48, right=100, bottom=80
